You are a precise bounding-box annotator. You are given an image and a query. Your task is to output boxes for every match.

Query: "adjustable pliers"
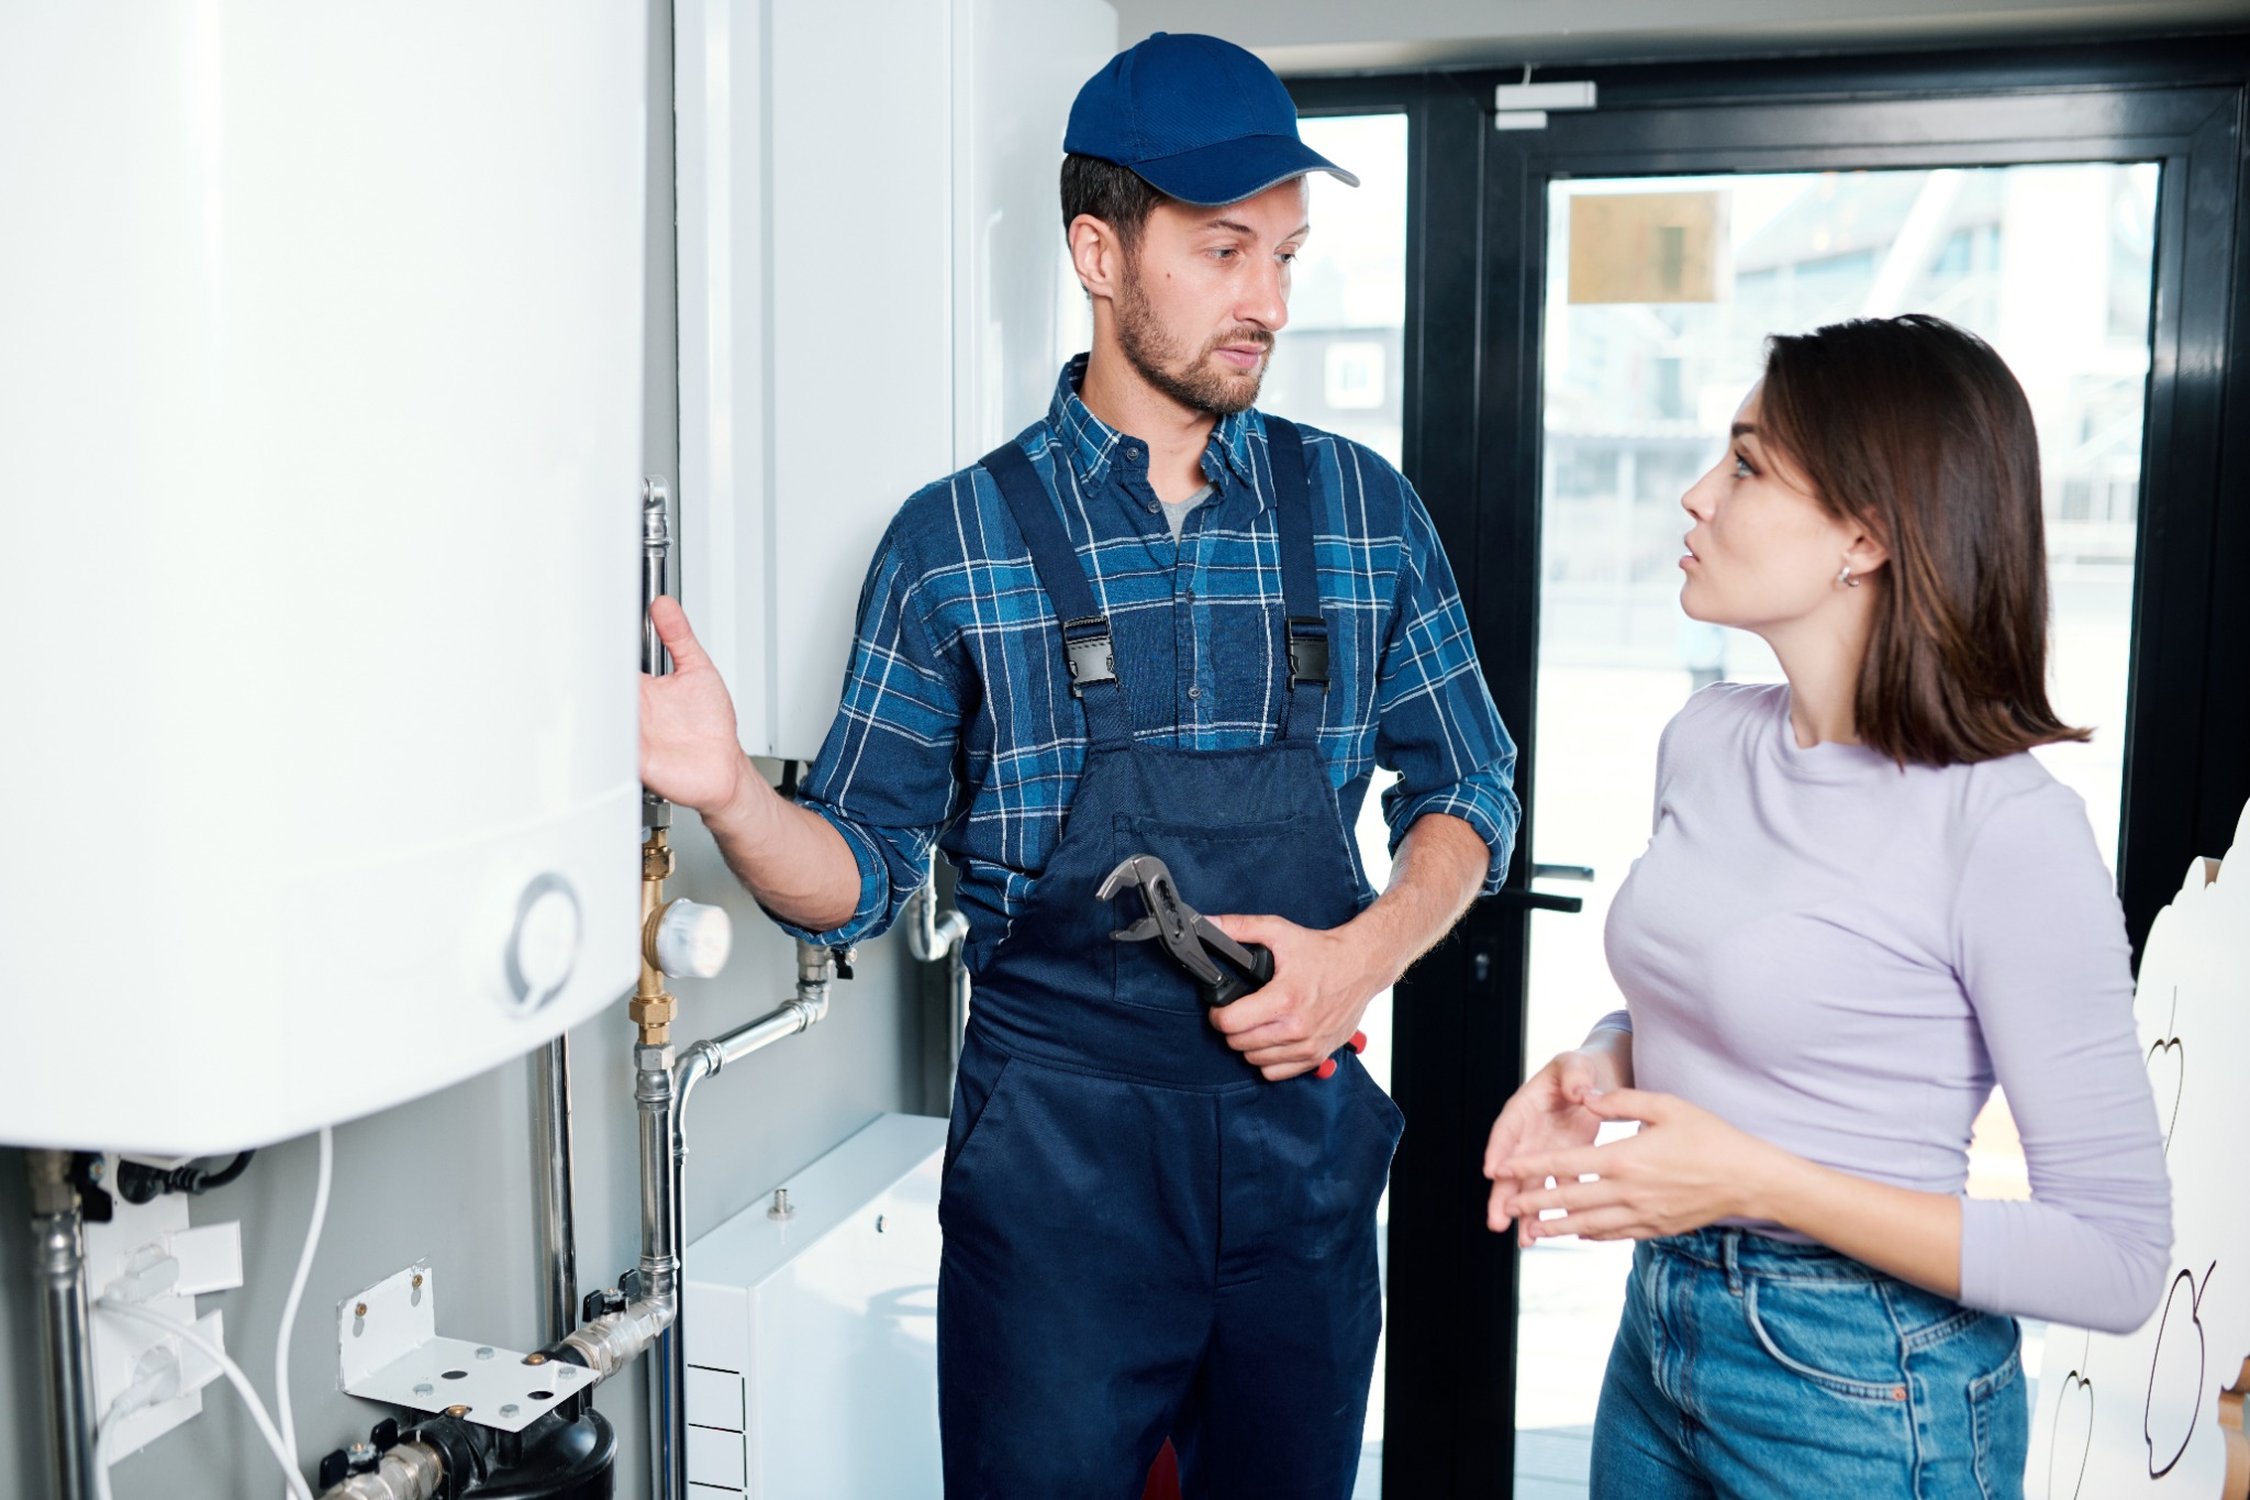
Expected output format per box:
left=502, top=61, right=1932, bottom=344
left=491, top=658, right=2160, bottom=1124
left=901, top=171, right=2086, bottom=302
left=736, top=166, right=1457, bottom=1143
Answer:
left=1098, top=852, right=1367, bottom=1077
left=1099, top=852, right=1275, bottom=1007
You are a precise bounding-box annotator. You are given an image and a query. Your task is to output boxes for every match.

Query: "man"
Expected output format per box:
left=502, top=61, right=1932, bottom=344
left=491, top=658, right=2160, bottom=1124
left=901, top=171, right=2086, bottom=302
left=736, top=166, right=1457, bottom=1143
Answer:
left=641, top=32, right=1519, bottom=1498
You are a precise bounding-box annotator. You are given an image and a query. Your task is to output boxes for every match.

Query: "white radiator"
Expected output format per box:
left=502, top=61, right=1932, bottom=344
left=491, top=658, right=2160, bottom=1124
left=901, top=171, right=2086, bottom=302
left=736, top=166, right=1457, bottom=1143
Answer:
left=684, top=1114, right=948, bottom=1498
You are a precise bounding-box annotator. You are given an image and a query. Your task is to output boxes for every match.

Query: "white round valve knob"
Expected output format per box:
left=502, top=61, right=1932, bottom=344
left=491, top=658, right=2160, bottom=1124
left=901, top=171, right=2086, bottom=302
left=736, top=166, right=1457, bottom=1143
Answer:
left=655, top=899, right=733, bottom=979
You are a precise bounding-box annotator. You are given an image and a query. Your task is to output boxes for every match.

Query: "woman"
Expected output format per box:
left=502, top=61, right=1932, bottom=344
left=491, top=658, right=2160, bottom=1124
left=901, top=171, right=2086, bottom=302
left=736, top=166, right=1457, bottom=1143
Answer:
left=1485, top=314, right=2171, bottom=1499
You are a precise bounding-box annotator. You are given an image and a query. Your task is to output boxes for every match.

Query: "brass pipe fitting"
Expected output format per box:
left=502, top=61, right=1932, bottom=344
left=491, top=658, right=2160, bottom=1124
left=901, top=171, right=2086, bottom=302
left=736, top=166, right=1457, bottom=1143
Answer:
left=631, top=829, right=678, bottom=1045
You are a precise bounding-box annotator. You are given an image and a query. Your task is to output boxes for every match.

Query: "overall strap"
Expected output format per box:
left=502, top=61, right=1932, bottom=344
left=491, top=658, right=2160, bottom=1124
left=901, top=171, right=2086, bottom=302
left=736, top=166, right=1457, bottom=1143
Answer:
left=1262, top=417, right=1330, bottom=745
left=979, top=438, right=1133, bottom=748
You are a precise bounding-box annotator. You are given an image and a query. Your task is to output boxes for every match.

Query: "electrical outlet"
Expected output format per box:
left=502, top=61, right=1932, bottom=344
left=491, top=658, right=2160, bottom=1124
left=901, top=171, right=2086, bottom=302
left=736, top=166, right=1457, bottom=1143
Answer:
left=84, top=1156, right=243, bottom=1465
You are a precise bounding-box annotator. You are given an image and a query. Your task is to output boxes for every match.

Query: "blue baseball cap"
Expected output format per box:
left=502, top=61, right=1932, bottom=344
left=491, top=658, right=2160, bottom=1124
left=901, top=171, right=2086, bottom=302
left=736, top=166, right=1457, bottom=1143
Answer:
left=1064, top=33, right=1359, bottom=207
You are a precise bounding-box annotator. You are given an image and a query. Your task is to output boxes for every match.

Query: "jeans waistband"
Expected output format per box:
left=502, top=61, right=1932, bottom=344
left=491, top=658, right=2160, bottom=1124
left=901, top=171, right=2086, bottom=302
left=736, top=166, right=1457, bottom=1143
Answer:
left=1648, top=1227, right=1889, bottom=1288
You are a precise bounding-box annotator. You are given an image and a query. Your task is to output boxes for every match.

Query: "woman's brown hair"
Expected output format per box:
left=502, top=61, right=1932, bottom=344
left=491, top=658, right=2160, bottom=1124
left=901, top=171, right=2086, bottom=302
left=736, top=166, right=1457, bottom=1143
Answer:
left=1758, top=313, right=2089, bottom=767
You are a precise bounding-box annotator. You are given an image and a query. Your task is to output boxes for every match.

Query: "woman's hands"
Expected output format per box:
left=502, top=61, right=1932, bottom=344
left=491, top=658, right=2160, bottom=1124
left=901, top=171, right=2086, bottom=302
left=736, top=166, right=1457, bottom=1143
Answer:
left=1491, top=1088, right=1794, bottom=1244
left=1483, top=1050, right=1613, bottom=1248
left=1486, top=1061, right=1965, bottom=1295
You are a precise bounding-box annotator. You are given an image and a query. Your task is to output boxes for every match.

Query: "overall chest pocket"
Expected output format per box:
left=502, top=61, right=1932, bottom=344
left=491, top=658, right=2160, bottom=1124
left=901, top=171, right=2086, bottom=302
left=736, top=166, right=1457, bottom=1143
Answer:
left=1108, top=810, right=1359, bottom=1015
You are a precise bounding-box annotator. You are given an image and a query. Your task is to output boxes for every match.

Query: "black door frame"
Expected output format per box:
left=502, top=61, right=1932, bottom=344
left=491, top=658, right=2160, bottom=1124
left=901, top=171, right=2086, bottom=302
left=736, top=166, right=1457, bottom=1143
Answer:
left=1291, top=34, right=2250, bottom=1497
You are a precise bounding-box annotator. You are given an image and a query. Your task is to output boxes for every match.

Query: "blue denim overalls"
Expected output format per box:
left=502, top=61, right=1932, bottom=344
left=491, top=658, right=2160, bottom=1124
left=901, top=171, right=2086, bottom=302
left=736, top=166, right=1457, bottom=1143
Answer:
left=936, top=419, right=1403, bottom=1499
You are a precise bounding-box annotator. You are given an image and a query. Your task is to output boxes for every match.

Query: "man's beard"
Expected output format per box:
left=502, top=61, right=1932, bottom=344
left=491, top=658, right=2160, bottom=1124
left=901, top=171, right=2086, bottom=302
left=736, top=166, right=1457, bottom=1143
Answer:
left=1114, top=261, right=1273, bottom=417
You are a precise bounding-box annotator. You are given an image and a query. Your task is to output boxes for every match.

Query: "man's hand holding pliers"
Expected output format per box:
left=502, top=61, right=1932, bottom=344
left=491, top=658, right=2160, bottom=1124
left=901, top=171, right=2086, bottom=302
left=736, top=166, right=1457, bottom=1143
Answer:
left=1102, top=853, right=1379, bottom=1083
left=1198, top=910, right=1386, bottom=1082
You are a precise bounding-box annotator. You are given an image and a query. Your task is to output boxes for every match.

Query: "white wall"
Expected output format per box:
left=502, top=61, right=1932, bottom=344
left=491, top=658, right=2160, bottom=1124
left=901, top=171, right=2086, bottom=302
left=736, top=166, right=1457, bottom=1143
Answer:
left=675, top=0, right=1115, bottom=763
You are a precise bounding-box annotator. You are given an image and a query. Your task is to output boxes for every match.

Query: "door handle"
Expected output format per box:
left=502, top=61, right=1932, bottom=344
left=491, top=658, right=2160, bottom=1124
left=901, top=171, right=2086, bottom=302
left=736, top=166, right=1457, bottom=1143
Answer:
left=1486, top=860, right=1596, bottom=914
left=1486, top=886, right=1584, bottom=914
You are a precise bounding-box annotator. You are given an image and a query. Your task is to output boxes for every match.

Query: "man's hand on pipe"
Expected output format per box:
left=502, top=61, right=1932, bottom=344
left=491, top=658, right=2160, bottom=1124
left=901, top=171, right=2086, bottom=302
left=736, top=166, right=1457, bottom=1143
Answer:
left=640, top=597, right=752, bottom=818
left=1203, top=913, right=1381, bottom=1082
left=640, top=598, right=861, bottom=929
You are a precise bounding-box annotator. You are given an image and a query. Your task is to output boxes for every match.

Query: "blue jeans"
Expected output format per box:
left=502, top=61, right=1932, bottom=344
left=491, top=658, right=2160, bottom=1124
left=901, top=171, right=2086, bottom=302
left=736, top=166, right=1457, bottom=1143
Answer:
left=1590, top=1228, right=2027, bottom=1500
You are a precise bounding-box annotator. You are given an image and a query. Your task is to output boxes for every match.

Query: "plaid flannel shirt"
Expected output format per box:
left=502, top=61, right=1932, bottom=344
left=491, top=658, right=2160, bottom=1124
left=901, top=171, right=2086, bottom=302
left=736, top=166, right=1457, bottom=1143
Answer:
left=775, top=358, right=1519, bottom=963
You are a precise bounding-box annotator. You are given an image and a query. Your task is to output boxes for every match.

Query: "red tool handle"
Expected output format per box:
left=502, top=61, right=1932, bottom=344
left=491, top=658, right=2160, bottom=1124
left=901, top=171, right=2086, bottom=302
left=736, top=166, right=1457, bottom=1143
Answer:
left=1314, top=1030, right=1369, bottom=1080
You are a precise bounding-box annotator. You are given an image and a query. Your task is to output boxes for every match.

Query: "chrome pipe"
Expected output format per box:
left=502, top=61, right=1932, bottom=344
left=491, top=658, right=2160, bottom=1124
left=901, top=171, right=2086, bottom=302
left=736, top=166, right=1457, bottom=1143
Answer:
left=717, top=1000, right=820, bottom=1066
left=635, top=1043, right=685, bottom=1500
left=317, top=1441, right=443, bottom=1500
left=641, top=477, right=673, bottom=679
left=674, top=948, right=836, bottom=1112
left=641, top=477, right=672, bottom=834
left=649, top=1300, right=686, bottom=1500
left=637, top=471, right=685, bottom=1498
left=904, top=877, right=968, bottom=963
left=904, top=878, right=972, bottom=1081
left=647, top=941, right=840, bottom=1500
left=635, top=1046, right=680, bottom=1297
left=693, top=991, right=826, bottom=1080
left=559, top=1293, right=675, bottom=1380
left=530, top=1035, right=580, bottom=1346
left=27, top=1150, right=95, bottom=1500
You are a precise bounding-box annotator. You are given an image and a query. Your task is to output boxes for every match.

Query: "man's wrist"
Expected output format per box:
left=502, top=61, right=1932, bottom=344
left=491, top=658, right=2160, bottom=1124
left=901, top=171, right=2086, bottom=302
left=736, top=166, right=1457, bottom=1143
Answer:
left=1336, top=906, right=1409, bottom=1001
left=703, top=752, right=769, bottom=839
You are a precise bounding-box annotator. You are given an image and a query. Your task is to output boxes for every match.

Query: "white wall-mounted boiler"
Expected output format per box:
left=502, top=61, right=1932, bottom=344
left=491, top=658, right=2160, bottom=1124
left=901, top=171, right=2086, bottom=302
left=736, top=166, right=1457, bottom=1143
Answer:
left=0, top=4, right=650, bottom=1154
left=675, top=0, right=1119, bottom=761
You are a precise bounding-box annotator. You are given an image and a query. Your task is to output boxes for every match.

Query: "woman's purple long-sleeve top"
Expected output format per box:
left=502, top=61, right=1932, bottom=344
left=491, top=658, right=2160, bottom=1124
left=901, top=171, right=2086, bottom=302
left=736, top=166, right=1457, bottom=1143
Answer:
left=1597, top=683, right=2171, bottom=1334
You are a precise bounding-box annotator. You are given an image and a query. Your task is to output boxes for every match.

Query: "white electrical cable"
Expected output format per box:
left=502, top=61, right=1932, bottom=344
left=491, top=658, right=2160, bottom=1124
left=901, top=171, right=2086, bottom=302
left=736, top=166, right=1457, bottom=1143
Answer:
left=93, top=1411, right=127, bottom=1500
left=92, top=1346, right=182, bottom=1500
left=94, top=1298, right=315, bottom=1500
left=273, top=1124, right=333, bottom=1500
left=94, top=1420, right=118, bottom=1500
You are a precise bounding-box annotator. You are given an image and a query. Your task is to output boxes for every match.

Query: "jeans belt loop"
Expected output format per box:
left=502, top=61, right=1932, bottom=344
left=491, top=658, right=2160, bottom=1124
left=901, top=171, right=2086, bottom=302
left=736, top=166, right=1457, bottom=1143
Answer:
left=1722, top=1229, right=1744, bottom=1295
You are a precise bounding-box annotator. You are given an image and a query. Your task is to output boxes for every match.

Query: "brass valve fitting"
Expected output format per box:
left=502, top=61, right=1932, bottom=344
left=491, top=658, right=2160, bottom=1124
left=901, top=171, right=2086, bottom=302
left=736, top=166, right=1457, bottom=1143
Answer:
left=635, top=827, right=678, bottom=1045
left=628, top=991, right=678, bottom=1041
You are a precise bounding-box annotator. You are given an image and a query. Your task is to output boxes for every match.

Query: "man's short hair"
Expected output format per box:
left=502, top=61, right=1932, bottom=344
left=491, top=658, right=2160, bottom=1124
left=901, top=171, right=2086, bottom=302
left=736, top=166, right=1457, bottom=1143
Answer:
left=1060, top=153, right=1168, bottom=252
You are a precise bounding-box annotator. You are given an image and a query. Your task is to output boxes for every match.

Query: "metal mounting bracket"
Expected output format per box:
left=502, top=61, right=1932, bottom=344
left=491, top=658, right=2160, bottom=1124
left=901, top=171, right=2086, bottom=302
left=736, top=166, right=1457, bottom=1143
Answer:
left=337, top=1263, right=586, bottom=1434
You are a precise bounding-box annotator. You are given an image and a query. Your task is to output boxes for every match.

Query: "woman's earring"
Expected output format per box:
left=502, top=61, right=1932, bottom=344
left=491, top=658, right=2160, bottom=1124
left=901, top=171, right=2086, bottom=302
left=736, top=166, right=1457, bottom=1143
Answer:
left=1836, top=563, right=1860, bottom=589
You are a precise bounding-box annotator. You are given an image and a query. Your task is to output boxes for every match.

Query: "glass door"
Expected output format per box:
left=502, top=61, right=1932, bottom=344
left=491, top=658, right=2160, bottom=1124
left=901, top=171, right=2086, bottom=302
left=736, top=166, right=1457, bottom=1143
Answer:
left=1514, top=161, right=2161, bottom=1498
left=1293, top=48, right=2250, bottom=1498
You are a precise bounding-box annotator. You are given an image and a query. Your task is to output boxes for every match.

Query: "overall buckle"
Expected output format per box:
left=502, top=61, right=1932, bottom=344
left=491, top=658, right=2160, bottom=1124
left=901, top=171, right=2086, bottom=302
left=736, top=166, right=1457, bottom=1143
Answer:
left=1062, top=615, right=1117, bottom=696
left=1286, top=616, right=1330, bottom=690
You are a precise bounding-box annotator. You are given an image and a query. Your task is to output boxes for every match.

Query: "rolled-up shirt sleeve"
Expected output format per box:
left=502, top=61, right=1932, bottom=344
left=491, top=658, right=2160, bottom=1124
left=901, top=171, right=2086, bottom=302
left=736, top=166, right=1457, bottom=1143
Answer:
left=763, top=505, right=967, bottom=949
left=1374, top=481, right=1520, bottom=892
left=1954, top=785, right=2172, bottom=1333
